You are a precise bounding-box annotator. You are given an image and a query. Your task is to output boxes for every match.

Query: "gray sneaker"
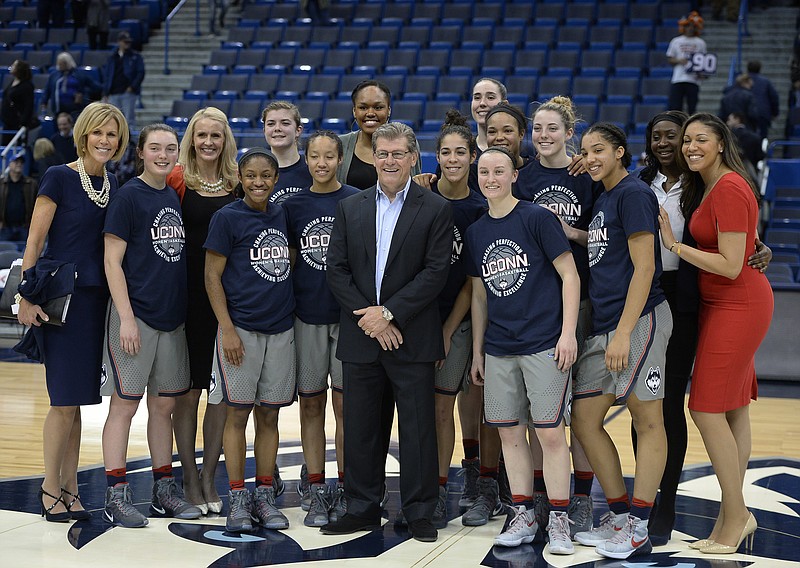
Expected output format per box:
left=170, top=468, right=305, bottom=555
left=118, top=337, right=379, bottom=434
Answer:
left=432, top=485, right=448, bottom=529
left=253, top=485, right=289, bottom=530
left=297, top=463, right=311, bottom=511
left=226, top=488, right=254, bottom=532
left=303, top=483, right=331, bottom=527
left=457, top=458, right=480, bottom=509
left=150, top=477, right=203, bottom=519
left=547, top=510, right=575, bottom=555
left=567, top=494, right=593, bottom=537
left=462, top=477, right=504, bottom=526
left=103, top=484, right=149, bottom=528
left=273, top=464, right=285, bottom=497
left=329, top=481, right=346, bottom=522
left=494, top=505, right=538, bottom=547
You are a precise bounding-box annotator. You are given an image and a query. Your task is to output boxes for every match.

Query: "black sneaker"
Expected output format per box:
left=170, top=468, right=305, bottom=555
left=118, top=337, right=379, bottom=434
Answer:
left=273, top=464, right=285, bottom=497
left=457, top=458, right=480, bottom=509
left=432, top=485, right=448, bottom=529
left=462, top=477, right=503, bottom=526
left=297, top=463, right=311, bottom=511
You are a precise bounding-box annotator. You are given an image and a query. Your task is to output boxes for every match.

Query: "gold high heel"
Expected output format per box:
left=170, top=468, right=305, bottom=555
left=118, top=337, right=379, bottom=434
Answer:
left=700, top=513, right=757, bottom=554
left=688, top=538, right=714, bottom=549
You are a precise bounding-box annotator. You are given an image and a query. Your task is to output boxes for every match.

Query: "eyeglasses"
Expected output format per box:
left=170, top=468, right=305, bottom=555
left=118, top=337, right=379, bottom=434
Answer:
left=374, top=150, right=412, bottom=160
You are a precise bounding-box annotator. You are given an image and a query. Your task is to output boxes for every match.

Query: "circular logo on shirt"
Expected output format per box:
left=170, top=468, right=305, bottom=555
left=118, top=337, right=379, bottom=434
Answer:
left=250, top=228, right=291, bottom=282
left=299, top=217, right=333, bottom=271
left=269, top=186, right=303, bottom=204
left=151, top=207, right=185, bottom=262
left=532, top=185, right=581, bottom=226
left=480, top=239, right=529, bottom=297
left=588, top=211, right=609, bottom=267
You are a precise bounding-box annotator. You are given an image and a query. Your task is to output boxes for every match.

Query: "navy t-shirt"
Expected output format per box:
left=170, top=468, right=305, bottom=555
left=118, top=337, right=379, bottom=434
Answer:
left=514, top=161, right=603, bottom=300
left=432, top=183, right=487, bottom=322
left=587, top=175, right=665, bottom=334
left=269, top=155, right=313, bottom=204
left=204, top=199, right=295, bottom=334
left=465, top=201, right=572, bottom=356
left=282, top=184, right=360, bottom=324
left=104, top=177, right=187, bottom=331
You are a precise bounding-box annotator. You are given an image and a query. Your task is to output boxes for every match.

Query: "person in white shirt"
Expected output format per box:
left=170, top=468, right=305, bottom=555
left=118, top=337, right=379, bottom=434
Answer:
left=666, top=12, right=707, bottom=115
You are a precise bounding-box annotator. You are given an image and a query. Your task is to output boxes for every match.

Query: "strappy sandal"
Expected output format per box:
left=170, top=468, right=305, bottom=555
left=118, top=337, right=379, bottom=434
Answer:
left=61, top=488, right=92, bottom=521
left=39, top=487, right=70, bottom=522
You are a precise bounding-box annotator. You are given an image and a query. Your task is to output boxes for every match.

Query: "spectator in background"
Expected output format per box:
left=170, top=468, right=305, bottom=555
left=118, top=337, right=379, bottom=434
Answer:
left=102, top=32, right=145, bottom=130
left=785, top=79, right=800, bottom=138
left=41, top=53, right=95, bottom=118
left=0, top=152, right=37, bottom=242
left=712, top=0, right=741, bottom=22
left=719, top=74, right=759, bottom=132
left=667, top=12, right=707, bottom=115
left=1, top=60, right=36, bottom=145
left=72, top=0, right=89, bottom=32
left=33, top=138, right=64, bottom=180
left=727, top=112, right=765, bottom=181
left=37, top=0, right=66, bottom=29
left=50, top=113, right=79, bottom=163
left=87, top=0, right=110, bottom=51
left=746, top=61, right=780, bottom=139
left=209, top=0, right=228, bottom=37
left=302, top=0, right=330, bottom=25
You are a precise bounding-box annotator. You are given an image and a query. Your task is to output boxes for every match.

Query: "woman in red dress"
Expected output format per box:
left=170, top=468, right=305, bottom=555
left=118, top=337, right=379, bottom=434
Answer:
left=658, top=113, right=773, bottom=555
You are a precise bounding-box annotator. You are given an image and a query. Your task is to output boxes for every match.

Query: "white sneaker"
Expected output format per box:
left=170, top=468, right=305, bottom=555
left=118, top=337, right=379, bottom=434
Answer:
left=575, top=511, right=629, bottom=546
left=595, top=514, right=652, bottom=559
left=547, top=510, right=575, bottom=555
left=493, top=505, right=538, bottom=548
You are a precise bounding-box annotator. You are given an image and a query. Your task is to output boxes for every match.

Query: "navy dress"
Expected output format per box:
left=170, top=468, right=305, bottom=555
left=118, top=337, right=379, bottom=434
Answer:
left=38, top=165, right=117, bottom=406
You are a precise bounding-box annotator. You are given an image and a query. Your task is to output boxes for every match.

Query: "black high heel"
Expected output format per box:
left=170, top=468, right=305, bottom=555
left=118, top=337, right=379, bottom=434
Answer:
left=62, top=488, right=92, bottom=521
left=39, top=487, right=70, bottom=522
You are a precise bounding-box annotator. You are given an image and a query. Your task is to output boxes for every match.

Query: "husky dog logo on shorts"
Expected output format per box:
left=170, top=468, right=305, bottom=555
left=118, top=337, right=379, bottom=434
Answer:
left=299, top=216, right=333, bottom=270
left=151, top=207, right=185, bottom=262
left=100, top=363, right=108, bottom=389
left=451, top=225, right=464, bottom=265
left=250, top=228, right=291, bottom=282
left=587, top=211, right=608, bottom=267
left=480, top=239, right=529, bottom=297
left=645, top=366, right=662, bottom=396
left=533, top=185, right=582, bottom=226
left=209, top=371, right=217, bottom=395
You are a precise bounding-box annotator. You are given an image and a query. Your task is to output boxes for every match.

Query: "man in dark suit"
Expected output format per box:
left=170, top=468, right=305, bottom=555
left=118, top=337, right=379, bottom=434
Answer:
left=322, top=123, right=453, bottom=542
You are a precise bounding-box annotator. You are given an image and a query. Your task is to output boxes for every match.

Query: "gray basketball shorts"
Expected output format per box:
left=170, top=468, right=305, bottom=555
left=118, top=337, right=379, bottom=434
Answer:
left=208, top=325, right=296, bottom=408
left=295, top=319, right=342, bottom=396
left=483, top=348, right=571, bottom=428
left=576, top=298, right=593, bottom=360
left=573, top=300, right=673, bottom=405
left=101, top=301, right=190, bottom=400
left=435, top=319, right=472, bottom=396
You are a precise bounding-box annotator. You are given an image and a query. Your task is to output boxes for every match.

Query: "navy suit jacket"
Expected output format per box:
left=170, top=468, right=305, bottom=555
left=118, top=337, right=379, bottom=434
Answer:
left=326, top=181, right=453, bottom=364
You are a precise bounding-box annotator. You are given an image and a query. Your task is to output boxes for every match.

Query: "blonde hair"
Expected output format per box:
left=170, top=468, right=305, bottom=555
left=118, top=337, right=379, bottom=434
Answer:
left=33, top=138, right=56, bottom=161
left=534, top=95, right=580, bottom=155
left=73, top=102, right=129, bottom=161
left=179, top=107, right=238, bottom=192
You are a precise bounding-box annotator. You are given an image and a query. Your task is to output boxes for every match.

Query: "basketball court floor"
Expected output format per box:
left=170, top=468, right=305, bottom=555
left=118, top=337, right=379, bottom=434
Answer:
left=0, top=347, right=798, bottom=567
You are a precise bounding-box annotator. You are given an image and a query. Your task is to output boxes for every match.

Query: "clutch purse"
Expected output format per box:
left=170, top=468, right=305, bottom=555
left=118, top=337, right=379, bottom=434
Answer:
left=0, top=260, right=72, bottom=326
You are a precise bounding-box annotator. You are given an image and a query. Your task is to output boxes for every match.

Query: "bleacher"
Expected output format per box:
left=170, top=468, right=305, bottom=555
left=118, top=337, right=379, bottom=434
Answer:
left=160, top=0, right=695, bottom=157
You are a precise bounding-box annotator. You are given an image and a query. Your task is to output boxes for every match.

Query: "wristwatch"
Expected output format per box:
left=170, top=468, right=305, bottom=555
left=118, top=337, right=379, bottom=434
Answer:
left=381, top=306, right=394, bottom=322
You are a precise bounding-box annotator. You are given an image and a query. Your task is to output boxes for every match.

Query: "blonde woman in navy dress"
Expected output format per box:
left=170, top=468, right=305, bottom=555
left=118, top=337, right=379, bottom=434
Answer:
left=168, top=107, right=237, bottom=515
left=18, top=102, right=128, bottom=522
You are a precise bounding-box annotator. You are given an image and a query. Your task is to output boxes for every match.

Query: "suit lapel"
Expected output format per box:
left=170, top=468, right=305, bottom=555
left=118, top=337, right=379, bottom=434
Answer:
left=385, top=183, right=423, bottom=270
left=360, top=187, right=377, bottom=275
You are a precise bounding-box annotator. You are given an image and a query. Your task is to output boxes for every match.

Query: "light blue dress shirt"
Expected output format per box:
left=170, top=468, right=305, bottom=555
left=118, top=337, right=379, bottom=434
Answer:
left=375, top=179, right=410, bottom=303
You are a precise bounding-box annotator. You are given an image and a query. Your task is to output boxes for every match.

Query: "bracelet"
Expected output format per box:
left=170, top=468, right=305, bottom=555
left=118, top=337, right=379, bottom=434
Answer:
left=669, top=242, right=677, bottom=252
left=676, top=243, right=682, bottom=256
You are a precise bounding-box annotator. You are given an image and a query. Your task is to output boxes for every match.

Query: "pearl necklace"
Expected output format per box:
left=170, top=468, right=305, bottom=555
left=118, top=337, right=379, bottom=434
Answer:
left=199, top=177, right=225, bottom=194
left=77, top=157, right=110, bottom=208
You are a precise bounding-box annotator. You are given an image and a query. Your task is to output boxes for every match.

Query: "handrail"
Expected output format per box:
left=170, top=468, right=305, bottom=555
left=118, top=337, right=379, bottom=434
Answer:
left=0, top=127, right=27, bottom=175
left=767, top=139, right=800, bottom=158
left=735, top=0, right=750, bottom=75
left=164, top=0, right=200, bottom=75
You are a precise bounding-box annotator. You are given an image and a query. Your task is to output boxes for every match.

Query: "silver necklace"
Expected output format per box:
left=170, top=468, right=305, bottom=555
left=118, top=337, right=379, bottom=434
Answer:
left=77, top=157, right=110, bottom=208
left=199, top=177, right=225, bottom=193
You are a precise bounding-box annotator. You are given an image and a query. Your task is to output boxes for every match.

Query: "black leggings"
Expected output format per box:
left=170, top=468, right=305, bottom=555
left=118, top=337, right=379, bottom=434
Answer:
left=632, top=271, right=698, bottom=520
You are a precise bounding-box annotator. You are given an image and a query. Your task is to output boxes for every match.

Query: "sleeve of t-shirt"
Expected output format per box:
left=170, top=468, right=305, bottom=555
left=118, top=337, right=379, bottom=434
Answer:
left=620, top=188, right=658, bottom=237
left=282, top=201, right=298, bottom=247
left=666, top=38, right=678, bottom=58
left=37, top=167, right=63, bottom=205
left=533, top=209, right=572, bottom=262
left=103, top=191, right=134, bottom=242
left=464, top=227, right=480, bottom=277
left=203, top=208, right=233, bottom=257
left=713, top=177, right=754, bottom=234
